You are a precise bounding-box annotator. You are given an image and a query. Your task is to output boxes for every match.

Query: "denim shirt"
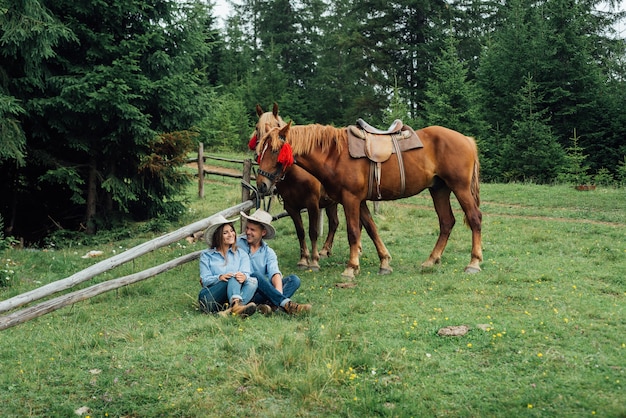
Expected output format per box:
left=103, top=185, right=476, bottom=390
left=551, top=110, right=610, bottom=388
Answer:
left=199, top=246, right=252, bottom=287
left=237, top=235, right=281, bottom=282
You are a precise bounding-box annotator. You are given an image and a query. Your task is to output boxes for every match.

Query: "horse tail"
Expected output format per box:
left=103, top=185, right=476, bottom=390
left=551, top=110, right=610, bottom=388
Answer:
left=464, top=136, right=481, bottom=226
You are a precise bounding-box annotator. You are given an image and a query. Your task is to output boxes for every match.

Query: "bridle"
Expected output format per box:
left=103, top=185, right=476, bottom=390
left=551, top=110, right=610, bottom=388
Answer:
left=254, top=125, right=288, bottom=185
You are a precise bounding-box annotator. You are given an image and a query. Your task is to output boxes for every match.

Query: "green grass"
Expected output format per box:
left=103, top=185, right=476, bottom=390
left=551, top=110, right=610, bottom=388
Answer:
left=1, top=178, right=625, bottom=417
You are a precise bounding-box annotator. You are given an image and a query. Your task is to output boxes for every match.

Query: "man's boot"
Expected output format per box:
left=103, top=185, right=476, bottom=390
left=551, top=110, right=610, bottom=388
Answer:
left=257, top=304, right=273, bottom=315
left=230, top=298, right=257, bottom=318
left=283, top=300, right=312, bottom=315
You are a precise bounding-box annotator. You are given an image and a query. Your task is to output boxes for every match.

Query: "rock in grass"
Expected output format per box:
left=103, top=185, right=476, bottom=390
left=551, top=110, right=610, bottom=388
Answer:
left=437, top=325, right=469, bottom=336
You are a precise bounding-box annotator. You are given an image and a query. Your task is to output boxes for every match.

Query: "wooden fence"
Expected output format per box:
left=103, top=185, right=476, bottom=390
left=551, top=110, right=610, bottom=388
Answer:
left=0, top=201, right=254, bottom=331
left=193, top=142, right=255, bottom=202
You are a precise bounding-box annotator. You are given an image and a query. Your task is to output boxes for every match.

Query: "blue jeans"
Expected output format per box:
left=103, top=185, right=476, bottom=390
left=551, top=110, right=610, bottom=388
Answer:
left=252, top=274, right=301, bottom=307
left=198, top=276, right=258, bottom=313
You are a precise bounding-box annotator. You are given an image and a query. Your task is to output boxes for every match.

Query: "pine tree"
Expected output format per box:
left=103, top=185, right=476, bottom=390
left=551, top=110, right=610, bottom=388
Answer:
left=0, top=0, right=74, bottom=168
left=1, top=0, right=218, bottom=241
left=501, top=75, right=565, bottom=183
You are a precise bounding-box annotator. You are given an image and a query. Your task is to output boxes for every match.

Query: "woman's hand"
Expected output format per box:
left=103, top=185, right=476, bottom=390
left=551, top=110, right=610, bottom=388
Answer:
left=233, top=272, right=247, bottom=284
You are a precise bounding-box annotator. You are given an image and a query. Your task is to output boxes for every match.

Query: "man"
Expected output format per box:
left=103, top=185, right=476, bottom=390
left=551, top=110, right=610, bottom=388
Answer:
left=237, top=209, right=312, bottom=315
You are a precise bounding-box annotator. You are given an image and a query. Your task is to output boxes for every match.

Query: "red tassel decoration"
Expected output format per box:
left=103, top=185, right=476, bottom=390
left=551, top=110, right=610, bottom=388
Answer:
left=248, top=134, right=258, bottom=150
left=277, top=142, right=295, bottom=168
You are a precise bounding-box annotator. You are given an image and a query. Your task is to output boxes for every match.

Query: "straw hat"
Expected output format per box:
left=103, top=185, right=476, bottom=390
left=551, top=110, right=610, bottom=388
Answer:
left=240, top=210, right=276, bottom=239
left=203, top=215, right=238, bottom=245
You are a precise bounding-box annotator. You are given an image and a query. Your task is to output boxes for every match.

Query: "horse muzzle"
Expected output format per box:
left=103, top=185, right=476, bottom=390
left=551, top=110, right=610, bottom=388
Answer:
left=257, top=180, right=272, bottom=196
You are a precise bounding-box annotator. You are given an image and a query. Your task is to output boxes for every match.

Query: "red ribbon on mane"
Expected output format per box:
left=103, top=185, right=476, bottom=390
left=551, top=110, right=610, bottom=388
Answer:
left=248, top=134, right=258, bottom=150
left=277, top=142, right=294, bottom=168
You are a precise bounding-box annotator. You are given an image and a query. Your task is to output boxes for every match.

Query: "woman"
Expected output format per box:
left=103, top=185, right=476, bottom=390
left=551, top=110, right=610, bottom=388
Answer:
left=198, top=215, right=258, bottom=317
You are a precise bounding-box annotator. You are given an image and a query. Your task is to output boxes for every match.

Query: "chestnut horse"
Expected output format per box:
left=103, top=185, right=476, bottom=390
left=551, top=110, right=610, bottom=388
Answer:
left=255, top=121, right=483, bottom=279
left=252, top=104, right=339, bottom=271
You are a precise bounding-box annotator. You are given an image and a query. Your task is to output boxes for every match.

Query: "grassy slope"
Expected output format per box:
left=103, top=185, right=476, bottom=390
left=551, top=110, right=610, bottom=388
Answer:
left=1, top=179, right=624, bottom=417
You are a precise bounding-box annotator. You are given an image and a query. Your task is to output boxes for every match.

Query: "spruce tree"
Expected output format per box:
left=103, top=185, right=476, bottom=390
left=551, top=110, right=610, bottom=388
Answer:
left=1, top=0, right=218, bottom=241
left=501, top=75, right=565, bottom=183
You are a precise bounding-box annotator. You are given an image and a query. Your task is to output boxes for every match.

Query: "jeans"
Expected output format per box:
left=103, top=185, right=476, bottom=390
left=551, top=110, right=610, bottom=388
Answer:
left=252, top=274, right=301, bottom=307
left=198, top=276, right=258, bottom=313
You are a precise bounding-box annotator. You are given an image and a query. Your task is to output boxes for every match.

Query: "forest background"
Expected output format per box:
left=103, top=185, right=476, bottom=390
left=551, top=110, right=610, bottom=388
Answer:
left=1, top=0, right=625, bottom=245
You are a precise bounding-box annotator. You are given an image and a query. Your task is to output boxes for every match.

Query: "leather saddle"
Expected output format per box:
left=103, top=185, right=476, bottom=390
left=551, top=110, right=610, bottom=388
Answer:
left=347, top=119, right=424, bottom=200
left=348, top=119, right=421, bottom=163
left=357, top=118, right=403, bottom=135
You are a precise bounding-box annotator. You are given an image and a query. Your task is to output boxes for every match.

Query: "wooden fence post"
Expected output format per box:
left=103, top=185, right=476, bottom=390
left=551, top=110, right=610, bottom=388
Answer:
left=197, top=142, right=204, bottom=198
left=241, top=159, right=253, bottom=233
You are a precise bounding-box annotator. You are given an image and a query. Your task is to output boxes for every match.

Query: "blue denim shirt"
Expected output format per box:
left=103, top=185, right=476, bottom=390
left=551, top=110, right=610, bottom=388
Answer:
left=237, top=235, right=281, bottom=282
left=199, top=246, right=252, bottom=287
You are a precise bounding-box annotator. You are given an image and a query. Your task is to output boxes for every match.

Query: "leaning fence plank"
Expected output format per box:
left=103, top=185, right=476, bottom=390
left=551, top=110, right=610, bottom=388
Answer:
left=0, top=251, right=202, bottom=331
left=0, top=200, right=254, bottom=314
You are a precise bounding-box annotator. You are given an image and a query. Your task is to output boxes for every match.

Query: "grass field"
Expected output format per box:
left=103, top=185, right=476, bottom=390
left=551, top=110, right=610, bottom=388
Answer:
left=1, top=177, right=624, bottom=417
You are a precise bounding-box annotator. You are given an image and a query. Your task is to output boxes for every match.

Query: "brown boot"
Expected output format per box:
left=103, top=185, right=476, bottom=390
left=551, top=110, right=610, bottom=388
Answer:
left=218, top=307, right=233, bottom=317
left=282, top=300, right=312, bottom=315
left=230, top=299, right=257, bottom=318
left=257, top=304, right=273, bottom=315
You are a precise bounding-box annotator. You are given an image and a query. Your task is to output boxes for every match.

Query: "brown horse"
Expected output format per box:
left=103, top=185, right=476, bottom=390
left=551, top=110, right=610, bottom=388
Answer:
left=255, top=121, right=483, bottom=279
left=253, top=104, right=340, bottom=271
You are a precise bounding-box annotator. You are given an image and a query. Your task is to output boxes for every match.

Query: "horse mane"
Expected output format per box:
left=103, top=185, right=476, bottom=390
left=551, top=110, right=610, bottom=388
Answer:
left=279, top=124, right=346, bottom=156
left=257, top=111, right=286, bottom=132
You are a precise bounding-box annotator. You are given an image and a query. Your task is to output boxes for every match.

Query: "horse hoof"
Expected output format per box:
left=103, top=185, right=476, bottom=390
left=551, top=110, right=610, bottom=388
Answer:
left=319, top=251, right=330, bottom=259
left=309, top=264, right=320, bottom=272
left=297, top=263, right=309, bottom=270
left=378, top=267, right=392, bottom=275
left=341, top=267, right=357, bottom=280
left=421, top=258, right=440, bottom=269
left=464, top=265, right=481, bottom=274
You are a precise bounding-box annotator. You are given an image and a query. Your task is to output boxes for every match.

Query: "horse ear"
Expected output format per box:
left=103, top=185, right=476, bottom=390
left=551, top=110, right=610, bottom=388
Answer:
left=272, top=102, right=279, bottom=117
left=256, top=104, right=264, bottom=117
left=279, top=121, right=292, bottom=137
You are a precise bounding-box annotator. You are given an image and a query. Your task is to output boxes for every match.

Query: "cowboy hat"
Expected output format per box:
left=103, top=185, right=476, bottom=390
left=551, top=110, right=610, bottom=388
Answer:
left=240, top=210, right=276, bottom=239
left=203, top=214, right=238, bottom=246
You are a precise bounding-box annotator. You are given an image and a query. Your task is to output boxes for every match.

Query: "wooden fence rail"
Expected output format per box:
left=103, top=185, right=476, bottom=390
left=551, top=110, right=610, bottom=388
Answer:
left=0, top=251, right=202, bottom=331
left=0, top=200, right=254, bottom=329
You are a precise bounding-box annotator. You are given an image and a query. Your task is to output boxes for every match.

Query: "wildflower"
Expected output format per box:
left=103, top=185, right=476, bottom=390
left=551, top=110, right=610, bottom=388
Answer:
left=467, top=343, right=472, bottom=348
left=528, top=404, right=533, bottom=409
left=537, top=353, right=543, bottom=357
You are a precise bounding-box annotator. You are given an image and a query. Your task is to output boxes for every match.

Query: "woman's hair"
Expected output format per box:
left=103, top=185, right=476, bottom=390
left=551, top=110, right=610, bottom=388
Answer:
left=211, top=223, right=238, bottom=255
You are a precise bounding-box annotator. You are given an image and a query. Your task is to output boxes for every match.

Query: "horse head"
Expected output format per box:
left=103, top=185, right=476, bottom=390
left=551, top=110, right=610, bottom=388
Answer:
left=250, top=103, right=287, bottom=155
left=256, top=122, right=293, bottom=196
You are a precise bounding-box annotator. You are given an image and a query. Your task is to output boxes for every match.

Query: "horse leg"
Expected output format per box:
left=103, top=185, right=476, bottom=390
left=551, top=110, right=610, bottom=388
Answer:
left=359, top=201, right=392, bottom=275
left=307, top=205, right=321, bottom=271
left=320, top=202, right=338, bottom=258
left=422, top=184, right=455, bottom=269
left=452, top=189, right=483, bottom=273
left=340, top=198, right=363, bottom=280
left=286, top=206, right=310, bottom=269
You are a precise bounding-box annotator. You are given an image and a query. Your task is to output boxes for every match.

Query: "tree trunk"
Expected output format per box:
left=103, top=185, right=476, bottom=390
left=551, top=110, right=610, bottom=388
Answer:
left=85, top=155, right=98, bottom=234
